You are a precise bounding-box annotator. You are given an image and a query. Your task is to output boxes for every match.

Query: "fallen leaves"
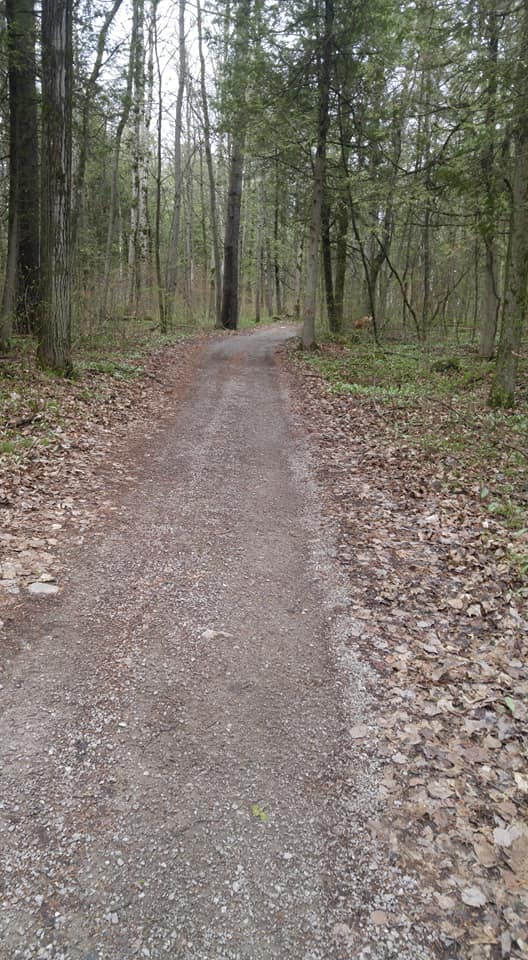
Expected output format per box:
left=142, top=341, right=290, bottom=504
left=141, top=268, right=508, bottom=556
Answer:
left=462, top=887, right=487, bottom=908
left=283, top=345, right=528, bottom=959
left=0, top=338, right=205, bottom=616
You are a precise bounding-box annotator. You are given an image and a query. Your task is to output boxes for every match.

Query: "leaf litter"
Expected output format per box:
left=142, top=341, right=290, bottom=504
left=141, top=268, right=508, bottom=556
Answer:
left=0, top=338, right=205, bottom=628
left=283, top=344, right=528, bottom=959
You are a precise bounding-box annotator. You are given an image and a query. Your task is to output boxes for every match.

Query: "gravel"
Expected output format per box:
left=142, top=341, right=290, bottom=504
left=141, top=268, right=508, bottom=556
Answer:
left=0, top=326, right=437, bottom=959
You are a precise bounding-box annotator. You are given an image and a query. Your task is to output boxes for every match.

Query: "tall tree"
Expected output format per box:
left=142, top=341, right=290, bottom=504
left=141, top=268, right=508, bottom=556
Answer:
left=302, top=0, right=334, bottom=349
left=0, top=0, right=39, bottom=348
left=220, top=0, right=252, bottom=330
left=197, top=0, right=222, bottom=327
left=489, top=0, right=528, bottom=407
left=166, top=0, right=186, bottom=313
left=38, top=0, right=73, bottom=374
left=127, top=0, right=148, bottom=314
left=72, top=0, right=124, bottom=252
left=478, top=2, right=501, bottom=359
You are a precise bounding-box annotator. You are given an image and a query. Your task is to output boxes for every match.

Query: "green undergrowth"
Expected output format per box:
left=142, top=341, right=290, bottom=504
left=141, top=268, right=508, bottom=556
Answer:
left=298, top=338, right=528, bottom=580
left=0, top=319, right=208, bottom=467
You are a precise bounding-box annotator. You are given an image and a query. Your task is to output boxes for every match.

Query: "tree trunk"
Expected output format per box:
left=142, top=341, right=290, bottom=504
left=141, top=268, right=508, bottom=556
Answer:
left=478, top=7, right=500, bottom=359
left=152, top=0, right=166, bottom=332
left=100, top=35, right=135, bottom=321
left=197, top=0, right=222, bottom=327
left=489, top=0, right=528, bottom=407
left=1, top=0, right=39, bottom=340
left=128, top=0, right=148, bottom=315
left=166, top=0, right=186, bottom=310
left=273, top=153, right=282, bottom=315
left=0, top=208, right=18, bottom=349
left=38, top=0, right=73, bottom=375
left=220, top=137, right=245, bottom=329
left=334, top=200, right=348, bottom=329
left=321, top=191, right=338, bottom=332
left=219, top=0, right=252, bottom=330
left=72, top=0, right=123, bottom=254
left=302, top=0, right=334, bottom=349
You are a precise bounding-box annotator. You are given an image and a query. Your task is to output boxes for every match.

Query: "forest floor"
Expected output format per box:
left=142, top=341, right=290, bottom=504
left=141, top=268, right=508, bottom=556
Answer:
left=0, top=325, right=526, bottom=959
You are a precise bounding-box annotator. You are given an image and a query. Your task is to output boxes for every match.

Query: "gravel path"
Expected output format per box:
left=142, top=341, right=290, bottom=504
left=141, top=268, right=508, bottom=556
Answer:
left=0, top=327, right=434, bottom=960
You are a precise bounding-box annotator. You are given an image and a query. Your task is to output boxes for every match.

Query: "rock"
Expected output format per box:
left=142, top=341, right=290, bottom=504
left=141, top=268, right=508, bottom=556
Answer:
left=28, top=581, right=59, bottom=596
left=370, top=910, right=388, bottom=925
left=349, top=724, right=369, bottom=739
left=461, top=886, right=487, bottom=907
left=201, top=628, right=232, bottom=640
left=493, top=825, right=521, bottom=848
left=0, top=579, right=20, bottom=595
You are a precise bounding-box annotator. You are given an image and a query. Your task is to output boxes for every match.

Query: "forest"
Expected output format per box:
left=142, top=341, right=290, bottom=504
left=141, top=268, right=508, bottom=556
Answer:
left=1, top=3, right=528, bottom=956
left=0, top=0, right=527, bottom=406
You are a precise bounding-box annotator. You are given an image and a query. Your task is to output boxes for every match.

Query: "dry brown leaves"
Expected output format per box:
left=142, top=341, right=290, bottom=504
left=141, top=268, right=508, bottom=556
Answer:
left=284, top=351, right=528, bottom=960
left=0, top=339, right=205, bottom=619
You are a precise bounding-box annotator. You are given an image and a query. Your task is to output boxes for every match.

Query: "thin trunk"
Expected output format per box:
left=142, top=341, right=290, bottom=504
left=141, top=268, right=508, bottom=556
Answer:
left=38, top=0, right=73, bottom=375
left=478, top=7, right=501, bottom=359
left=303, top=0, right=334, bottom=349
left=489, top=1, right=528, bottom=406
left=197, top=0, right=222, bottom=326
left=334, top=201, right=348, bottom=329
left=166, top=0, right=186, bottom=306
left=0, top=208, right=18, bottom=348
left=152, top=0, right=165, bottom=332
left=220, top=0, right=252, bottom=330
left=321, top=191, right=337, bottom=331
left=100, top=32, right=135, bottom=320
left=255, top=182, right=263, bottom=322
left=72, top=0, right=123, bottom=252
left=273, top=152, right=282, bottom=315
left=128, top=0, right=147, bottom=314
left=220, top=137, right=245, bottom=328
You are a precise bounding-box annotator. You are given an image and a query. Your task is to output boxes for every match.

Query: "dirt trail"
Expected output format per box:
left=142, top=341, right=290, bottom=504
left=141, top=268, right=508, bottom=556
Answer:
left=0, top=328, right=432, bottom=960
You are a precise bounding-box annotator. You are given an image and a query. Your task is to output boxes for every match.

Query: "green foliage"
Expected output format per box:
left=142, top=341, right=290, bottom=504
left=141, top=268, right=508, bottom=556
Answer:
left=296, top=337, right=528, bottom=575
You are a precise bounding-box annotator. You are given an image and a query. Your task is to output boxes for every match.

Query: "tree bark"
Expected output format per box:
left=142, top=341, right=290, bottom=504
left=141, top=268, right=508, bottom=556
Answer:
left=72, top=0, right=124, bottom=253
left=100, top=29, right=135, bottom=321
left=302, top=0, right=334, bottom=349
left=38, top=0, right=73, bottom=375
left=1, top=0, right=39, bottom=341
left=334, top=200, right=348, bottom=330
left=219, top=0, right=252, bottom=330
left=489, top=0, right=528, bottom=407
left=128, top=0, right=148, bottom=315
left=220, top=137, right=245, bottom=329
left=478, top=6, right=501, bottom=359
left=197, top=0, right=222, bottom=327
left=152, top=0, right=166, bottom=332
left=321, top=191, right=338, bottom=332
left=166, top=0, right=186, bottom=310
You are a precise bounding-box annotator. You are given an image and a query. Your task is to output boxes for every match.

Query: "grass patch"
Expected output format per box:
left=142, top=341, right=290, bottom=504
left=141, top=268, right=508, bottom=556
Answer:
left=80, top=359, right=144, bottom=380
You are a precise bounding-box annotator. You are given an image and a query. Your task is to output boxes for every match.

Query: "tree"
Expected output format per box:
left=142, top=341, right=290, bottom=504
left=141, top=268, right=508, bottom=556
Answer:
left=302, top=0, right=334, bottom=350
left=0, top=0, right=39, bottom=348
left=165, top=0, right=186, bottom=317
left=219, top=0, right=252, bottom=330
left=489, top=0, right=528, bottom=407
left=38, top=0, right=73, bottom=374
left=197, top=0, right=222, bottom=327
left=72, top=0, right=124, bottom=252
